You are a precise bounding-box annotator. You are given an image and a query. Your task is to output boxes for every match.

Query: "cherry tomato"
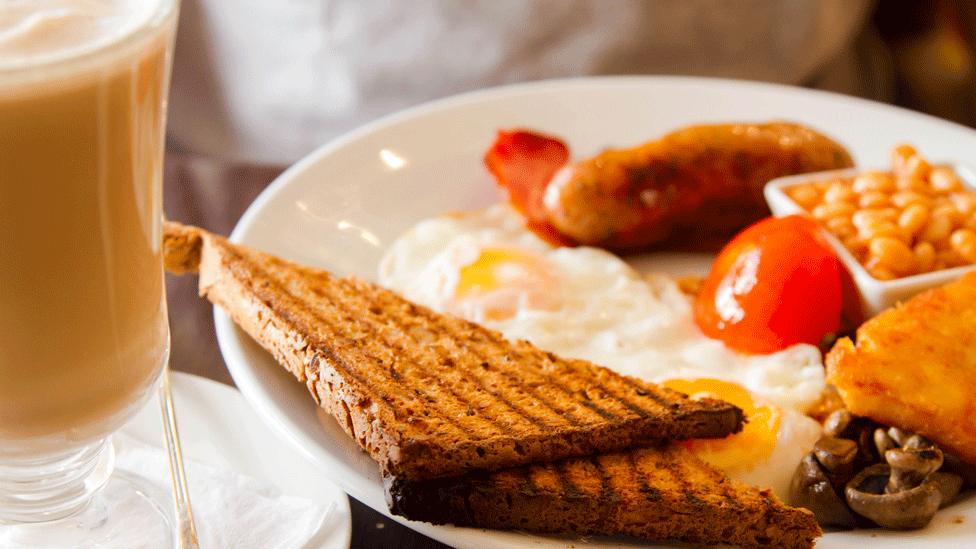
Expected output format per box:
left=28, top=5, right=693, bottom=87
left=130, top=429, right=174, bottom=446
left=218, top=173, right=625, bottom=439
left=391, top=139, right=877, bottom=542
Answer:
left=694, top=215, right=842, bottom=354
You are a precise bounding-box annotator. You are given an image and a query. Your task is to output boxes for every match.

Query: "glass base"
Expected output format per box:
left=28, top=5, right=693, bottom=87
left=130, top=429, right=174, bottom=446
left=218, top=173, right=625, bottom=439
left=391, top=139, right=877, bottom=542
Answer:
left=0, top=470, right=173, bottom=548
left=0, top=437, right=174, bottom=548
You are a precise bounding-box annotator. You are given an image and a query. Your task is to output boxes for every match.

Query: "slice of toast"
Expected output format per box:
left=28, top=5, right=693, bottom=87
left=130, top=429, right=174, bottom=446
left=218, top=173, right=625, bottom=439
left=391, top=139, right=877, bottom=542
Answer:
left=386, top=444, right=821, bottom=548
left=163, top=222, right=743, bottom=480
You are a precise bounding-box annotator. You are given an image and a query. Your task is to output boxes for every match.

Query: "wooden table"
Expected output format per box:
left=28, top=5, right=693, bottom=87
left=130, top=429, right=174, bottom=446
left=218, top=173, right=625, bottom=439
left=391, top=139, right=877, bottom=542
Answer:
left=164, top=153, right=449, bottom=549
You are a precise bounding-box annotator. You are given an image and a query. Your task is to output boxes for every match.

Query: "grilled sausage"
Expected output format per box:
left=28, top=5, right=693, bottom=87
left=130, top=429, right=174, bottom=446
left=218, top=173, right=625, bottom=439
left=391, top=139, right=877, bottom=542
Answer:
left=485, top=122, right=853, bottom=250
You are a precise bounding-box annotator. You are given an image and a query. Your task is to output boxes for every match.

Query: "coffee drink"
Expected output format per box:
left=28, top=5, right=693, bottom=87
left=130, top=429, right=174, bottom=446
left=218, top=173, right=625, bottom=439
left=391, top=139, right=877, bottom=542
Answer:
left=0, top=0, right=177, bottom=454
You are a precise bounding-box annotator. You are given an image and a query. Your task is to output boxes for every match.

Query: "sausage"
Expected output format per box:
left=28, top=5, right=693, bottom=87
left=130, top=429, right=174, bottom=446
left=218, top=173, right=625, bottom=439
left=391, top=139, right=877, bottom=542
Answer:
left=485, top=122, right=854, bottom=250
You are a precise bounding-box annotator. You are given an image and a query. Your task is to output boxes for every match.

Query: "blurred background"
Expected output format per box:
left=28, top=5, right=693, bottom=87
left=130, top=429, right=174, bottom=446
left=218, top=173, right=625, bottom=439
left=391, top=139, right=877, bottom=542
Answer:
left=162, top=1, right=976, bottom=547
left=165, top=0, right=976, bottom=165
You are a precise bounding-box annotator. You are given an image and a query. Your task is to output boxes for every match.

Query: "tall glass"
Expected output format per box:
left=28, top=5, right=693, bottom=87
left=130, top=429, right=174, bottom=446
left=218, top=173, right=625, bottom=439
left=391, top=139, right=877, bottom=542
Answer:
left=0, top=1, right=179, bottom=545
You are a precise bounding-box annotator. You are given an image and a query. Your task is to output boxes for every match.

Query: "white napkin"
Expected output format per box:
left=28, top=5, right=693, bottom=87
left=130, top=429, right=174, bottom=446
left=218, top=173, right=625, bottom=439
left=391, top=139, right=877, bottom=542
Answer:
left=113, top=434, right=334, bottom=549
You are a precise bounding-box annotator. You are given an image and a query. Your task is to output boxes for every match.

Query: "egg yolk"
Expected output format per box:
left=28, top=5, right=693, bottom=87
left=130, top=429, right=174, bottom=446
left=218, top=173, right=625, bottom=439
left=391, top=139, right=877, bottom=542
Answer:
left=453, top=247, right=558, bottom=320
left=662, top=378, right=781, bottom=473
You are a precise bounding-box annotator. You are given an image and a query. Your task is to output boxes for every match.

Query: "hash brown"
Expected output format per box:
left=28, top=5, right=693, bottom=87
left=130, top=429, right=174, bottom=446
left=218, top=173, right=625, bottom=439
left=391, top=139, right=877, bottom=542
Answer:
left=826, top=271, right=976, bottom=464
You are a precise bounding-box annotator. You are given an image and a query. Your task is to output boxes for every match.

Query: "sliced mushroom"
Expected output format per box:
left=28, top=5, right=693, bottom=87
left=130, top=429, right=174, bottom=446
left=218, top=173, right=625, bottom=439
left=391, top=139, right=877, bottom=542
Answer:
left=887, top=427, right=911, bottom=446
left=874, top=428, right=897, bottom=456
left=814, top=436, right=858, bottom=481
left=790, top=454, right=857, bottom=528
left=823, top=409, right=853, bottom=437
left=903, top=434, right=934, bottom=450
left=846, top=464, right=942, bottom=529
left=885, top=447, right=943, bottom=493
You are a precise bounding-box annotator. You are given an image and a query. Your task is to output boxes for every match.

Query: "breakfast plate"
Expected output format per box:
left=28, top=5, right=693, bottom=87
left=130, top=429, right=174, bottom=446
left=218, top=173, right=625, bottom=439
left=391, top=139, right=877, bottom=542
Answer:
left=217, top=76, right=976, bottom=548
left=121, top=372, right=351, bottom=549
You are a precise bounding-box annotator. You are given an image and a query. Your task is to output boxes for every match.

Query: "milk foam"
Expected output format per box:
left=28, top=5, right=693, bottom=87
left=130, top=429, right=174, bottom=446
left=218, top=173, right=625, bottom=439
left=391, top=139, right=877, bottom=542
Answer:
left=0, top=0, right=159, bottom=67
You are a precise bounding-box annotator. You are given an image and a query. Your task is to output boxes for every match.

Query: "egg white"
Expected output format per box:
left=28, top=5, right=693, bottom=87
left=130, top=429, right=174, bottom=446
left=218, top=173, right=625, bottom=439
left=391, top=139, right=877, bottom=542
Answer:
left=728, top=407, right=823, bottom=500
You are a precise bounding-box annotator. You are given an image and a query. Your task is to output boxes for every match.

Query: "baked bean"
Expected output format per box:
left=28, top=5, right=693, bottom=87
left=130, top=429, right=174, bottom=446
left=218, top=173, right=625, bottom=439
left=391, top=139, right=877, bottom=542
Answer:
left=858, top=191, right=890, bottom=209
left=932, top=236, right=953, bottom=251
left=869, top=236, right=916, bottom=274
left=891, top=191, right=930, bottom=208
left=859, top=220, right=905, bottom=244
left=852, top=209, right=897, bottom=229
left=937, top=249, right=967, bottom=268
left=853, top=171, right=895, bottom=193
left=931, top=204, right=963, bottom=230
left=929, top=167, right=963, bottom=193
left=891, top=144, right=917, bottom=174
left=898, top=203, right=929, bottom=236
left=788, top=184, right=821, bottom=209
left=788, top=144, right=975, bottom=277
left=919, top=215, right=953, bottom=243
left=913, top=241, right=936, bottom=272
left=896, top=176, right=931, bottom=193
left=865, top=259, right=897, bottom=281
left=812, top=202, right=856, bottom=221
left=823, top=182, right=856, bottom=204
left=951, top=193, right=976, bottom=216
left=903, top=155, right=931, bottom=180
left=843, top=236, right=869, bottom=259
left=950, top=229, right=976, bottom=262
left=825, top=216, right=856, bottom=239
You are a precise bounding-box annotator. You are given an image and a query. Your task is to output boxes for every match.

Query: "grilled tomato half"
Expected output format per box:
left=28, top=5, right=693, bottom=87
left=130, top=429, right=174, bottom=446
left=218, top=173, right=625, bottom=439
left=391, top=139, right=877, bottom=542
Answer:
left=694, top=215, right=843, bottom=354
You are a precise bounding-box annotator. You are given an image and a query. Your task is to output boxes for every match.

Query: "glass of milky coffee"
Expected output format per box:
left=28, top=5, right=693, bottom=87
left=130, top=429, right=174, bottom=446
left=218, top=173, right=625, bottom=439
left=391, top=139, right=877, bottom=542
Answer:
left=0, top=1, right=179, bottom=545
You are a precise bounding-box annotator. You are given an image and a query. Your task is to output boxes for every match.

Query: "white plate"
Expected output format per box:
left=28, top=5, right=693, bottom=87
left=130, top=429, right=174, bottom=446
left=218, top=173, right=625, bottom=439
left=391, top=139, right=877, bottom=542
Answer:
left=122, top=372, right=351, bottom=549
left=217, top=76, right=976, bottom=548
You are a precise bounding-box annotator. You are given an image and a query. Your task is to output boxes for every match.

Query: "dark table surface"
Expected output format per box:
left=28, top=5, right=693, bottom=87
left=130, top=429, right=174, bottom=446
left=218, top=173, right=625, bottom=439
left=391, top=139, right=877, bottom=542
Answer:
left=164, top=153, right=450, bottom=549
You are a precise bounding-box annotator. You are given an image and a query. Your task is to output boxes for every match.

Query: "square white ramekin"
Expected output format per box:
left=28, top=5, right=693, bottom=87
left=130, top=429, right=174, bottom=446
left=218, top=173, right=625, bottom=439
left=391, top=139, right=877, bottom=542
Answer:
left=764, top=165, right=976, bottom=319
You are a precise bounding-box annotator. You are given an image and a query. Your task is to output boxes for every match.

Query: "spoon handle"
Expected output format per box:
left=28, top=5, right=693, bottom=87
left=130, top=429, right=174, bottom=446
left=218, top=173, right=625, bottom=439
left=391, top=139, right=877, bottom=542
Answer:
left=159, top=366, right=200, bottom=549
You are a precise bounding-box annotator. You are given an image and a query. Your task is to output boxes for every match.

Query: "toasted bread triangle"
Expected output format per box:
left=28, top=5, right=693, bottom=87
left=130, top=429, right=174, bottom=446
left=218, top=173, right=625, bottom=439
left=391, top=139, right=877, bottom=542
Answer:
left=164, top=222, right=743, bottom=480
left=387, top=444, right=820, bottom=548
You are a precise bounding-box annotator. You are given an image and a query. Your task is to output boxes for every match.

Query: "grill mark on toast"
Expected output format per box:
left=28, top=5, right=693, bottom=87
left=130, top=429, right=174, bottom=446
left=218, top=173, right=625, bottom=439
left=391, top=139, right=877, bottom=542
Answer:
left=227, top=254, right=387, bottom=407
left=590, top=456, right=617, bottom=505
left=324, top=277, right=532, bottom=437
left=381, top=304, right=583, bottom=430
left=350, top=279, right=741, bottom=439
left=427, top=317, right=622, bottom=425
left=365, top=285, right=630, bottom=426
left=479, top=344, right=626, bottom=424
left=316, top=305, right=489, bottom=438
left=617, top=375, right=674, bottom=408
left=512, top=346, right=660, bottom=420
left=383, top=327, right=551, bottom=432
left=330, top=283, right=541, bottom=438
left=667, top=456, right=704, bottom=508
left=556, top=357, right=664, bottom=419
left=554, top=462, right=584, bottom=500
left=333, top=277, right=598, bottom=435
left=514, top=466, right=538, bottom=500
left=256, top=265, right=484, bottom=439
left=628, top=450, right=663, bottom=503
left=365, top=287, right=614, bottom=427
left=469, top=352, right=598, bottom=427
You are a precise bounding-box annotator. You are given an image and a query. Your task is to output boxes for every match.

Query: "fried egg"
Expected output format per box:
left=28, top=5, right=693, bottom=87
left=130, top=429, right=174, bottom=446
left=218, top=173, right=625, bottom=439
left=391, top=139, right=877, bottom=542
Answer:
left=379, top=204, right=827, bottom=415
left=662, top=378, right=822, bottom=499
